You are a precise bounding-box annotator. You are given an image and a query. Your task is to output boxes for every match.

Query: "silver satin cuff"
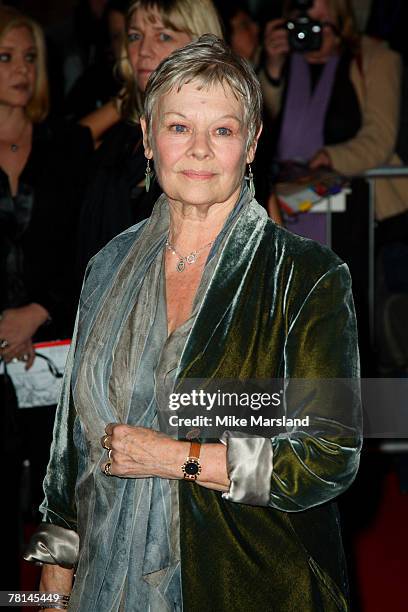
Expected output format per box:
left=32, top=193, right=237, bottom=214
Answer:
left=220, top=431, right=273, bottom=506
left=23, top=523, right=79, bottom=569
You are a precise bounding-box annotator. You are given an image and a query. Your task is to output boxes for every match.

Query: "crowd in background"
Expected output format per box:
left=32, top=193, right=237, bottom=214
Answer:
left=0, top=0, right=407, bottom=604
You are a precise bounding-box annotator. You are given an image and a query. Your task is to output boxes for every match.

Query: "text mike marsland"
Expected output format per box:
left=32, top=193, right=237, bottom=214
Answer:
left=168, top=415, right=311, bottom=428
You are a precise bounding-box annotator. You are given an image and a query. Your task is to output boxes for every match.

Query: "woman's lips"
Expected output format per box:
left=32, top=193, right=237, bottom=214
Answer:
left=12, top=83, right=29, bottom=91
left=181, top=170, right=216, bottom=180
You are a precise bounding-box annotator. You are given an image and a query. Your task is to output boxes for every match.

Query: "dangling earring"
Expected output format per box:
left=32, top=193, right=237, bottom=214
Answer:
left=246, top=163, right=255, bottom=198
left=145, top=158, right=153, bottom=192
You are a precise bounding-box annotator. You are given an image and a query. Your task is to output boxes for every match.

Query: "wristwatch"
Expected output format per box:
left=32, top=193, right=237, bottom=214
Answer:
left=181, top=441, right=202, bottom=481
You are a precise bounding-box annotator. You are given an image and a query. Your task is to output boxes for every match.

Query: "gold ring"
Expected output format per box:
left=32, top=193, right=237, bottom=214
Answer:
left=102, top=434, right=111, bottom=450
left=104, top=461, right=112, bottom=476
left=108, top=448, right=113, bottom=461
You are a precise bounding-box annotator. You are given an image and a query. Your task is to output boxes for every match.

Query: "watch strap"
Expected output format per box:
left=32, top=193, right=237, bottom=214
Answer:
left=189, top=440, right=201, bottom=459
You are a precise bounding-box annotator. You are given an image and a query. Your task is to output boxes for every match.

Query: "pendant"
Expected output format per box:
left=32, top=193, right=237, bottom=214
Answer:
left=177, top=259, right=186, bottom=272
left=186, top=252, right=197, bottom=265
left=10, top=144, right=18, bottom=153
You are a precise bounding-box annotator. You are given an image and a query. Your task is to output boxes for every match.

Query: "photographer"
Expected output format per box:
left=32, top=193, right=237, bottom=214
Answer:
left=260, top=0, right=402, bottom=180
left=258, top=0, right=408, bottom=375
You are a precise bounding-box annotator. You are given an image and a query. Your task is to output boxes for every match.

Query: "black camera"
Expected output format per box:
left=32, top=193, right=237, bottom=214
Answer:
left=286, top=0, right=322, bottom=53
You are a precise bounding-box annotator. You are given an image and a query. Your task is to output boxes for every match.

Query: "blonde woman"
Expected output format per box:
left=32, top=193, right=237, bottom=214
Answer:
left=0, top=4, right=93, bottom=368
left=79, top=0, right=223, bottom=141
left=0, top=5, right=92, bottom=591
left=76, top=0, right=223, bottom=280
left=0, top=6, right=50, bottom=371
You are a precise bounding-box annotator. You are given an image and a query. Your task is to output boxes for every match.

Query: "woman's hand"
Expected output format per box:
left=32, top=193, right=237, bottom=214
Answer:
left=309, top=149, right=332, bottom=170
left=0, top=339, right=35, bottom=369
left=263, top=19, right=290, bottom=80
left=101, top=424, right=189, bottom=480
left=305, top=23, right=340, bottom=65
left=0, top=303, right=49, bottom=361
left=101, top=424, right=230, bottom=491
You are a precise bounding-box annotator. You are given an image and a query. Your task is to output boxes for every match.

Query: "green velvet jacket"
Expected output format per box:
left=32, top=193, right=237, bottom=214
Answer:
left=175, top=200, right=361, bottom=611
left=35, top=196, right=361, bottom=612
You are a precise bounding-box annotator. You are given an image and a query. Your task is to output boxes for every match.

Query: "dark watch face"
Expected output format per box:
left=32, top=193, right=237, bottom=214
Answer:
left=184, top=462, right=199, bottom=475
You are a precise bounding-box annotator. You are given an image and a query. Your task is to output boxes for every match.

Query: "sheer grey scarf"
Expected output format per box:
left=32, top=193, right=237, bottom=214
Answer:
left=70, top=196, right=177, bottom=611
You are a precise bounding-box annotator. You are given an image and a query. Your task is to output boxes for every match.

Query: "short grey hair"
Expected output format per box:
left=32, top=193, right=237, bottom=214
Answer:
left=143, top=34, right=263, bottom=150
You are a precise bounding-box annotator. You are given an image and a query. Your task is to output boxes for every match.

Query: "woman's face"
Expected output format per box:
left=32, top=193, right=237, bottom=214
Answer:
left=142, top=81, right=258, bottom=210
left=0, top=26, right=37, bottom=110
left=127, top=7, right=192, bottom=92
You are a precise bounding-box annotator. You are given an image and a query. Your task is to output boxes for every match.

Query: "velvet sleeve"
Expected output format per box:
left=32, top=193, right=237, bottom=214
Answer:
left=222, top=262, right=362, bottom=510
left=270, top=262, right=361, bottom=510
left=23, top=388, right=79, bottom=567
left=23, top=256, right=99, bottom=566
left=23, top=282, right=87, bottom=566
left=39, top=391, right=79, bottom=530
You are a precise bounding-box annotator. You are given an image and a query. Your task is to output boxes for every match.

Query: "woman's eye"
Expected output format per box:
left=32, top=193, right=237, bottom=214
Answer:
left=159, top=32, right=173, bottom=42
left=170, top=124, right=188, bottom=133
left=128, top=32, right=141, bottom=43
left=0, top=53, right=11, bottom=63
left=25, top=53, right=37, bottom=63
left=215, top=127, right=232, bottom=136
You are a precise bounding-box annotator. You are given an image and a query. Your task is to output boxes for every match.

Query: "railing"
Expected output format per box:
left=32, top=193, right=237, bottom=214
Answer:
left=362, top=166, right=408, bottom=342
left=322, top=166, right=408, bottom=342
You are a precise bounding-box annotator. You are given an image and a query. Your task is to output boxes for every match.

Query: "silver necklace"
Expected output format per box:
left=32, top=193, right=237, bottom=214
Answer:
left=165, top=237, right=214, bottom=272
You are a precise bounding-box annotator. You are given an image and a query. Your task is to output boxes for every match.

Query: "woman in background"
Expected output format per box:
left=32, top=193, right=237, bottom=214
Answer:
left=0, top=6, right=92, bottom=590
left=214, top=0, right=260, bottom=67
left=76, top=0, right=223, bottom=282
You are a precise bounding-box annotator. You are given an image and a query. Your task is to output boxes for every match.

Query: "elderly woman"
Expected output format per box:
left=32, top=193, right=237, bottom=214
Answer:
left=25, top=36, right=361, bottom=611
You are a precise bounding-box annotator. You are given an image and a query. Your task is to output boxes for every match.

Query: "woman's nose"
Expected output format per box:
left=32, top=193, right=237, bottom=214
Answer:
left=139, top=34, right=154, bottom=58
left=188, top=131, right=213, bottom=159
left=14, top=56, right=29, bottom=74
